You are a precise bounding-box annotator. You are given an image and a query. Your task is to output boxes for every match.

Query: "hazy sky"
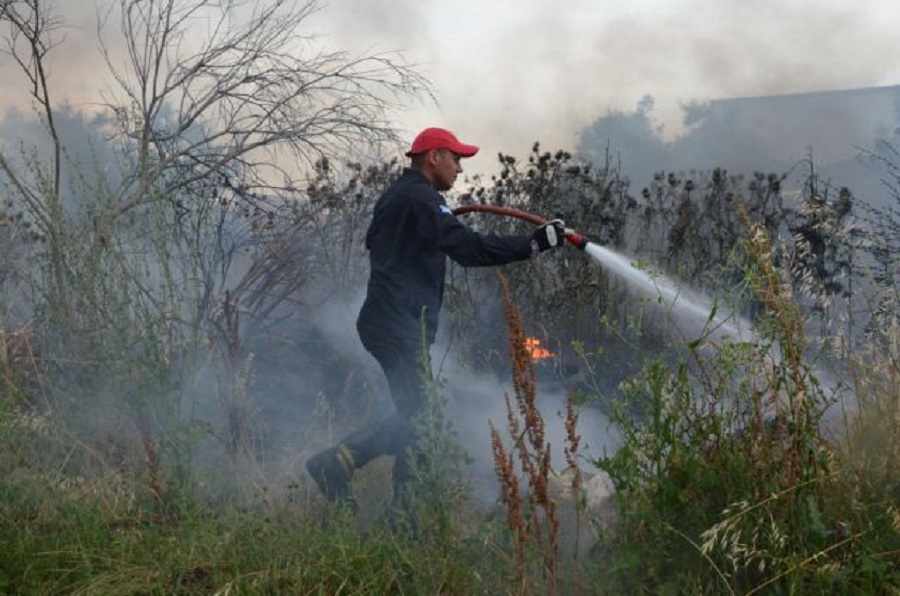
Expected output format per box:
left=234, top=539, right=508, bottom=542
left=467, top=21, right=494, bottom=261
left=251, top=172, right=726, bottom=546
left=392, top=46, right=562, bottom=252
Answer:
left=312, top=0, right=900, bottom=175
left=2, top=0, right=899, bottom=177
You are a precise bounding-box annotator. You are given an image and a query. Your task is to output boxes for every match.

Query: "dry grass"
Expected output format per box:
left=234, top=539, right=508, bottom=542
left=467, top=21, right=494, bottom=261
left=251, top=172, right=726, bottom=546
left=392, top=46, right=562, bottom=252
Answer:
left=0, top=319, right=37, bottom=400
left=489, top=271, right=590, bottom=595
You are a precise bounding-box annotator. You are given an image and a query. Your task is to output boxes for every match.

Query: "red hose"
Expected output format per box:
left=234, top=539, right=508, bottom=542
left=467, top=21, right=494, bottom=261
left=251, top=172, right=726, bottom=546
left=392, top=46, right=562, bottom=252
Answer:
left=451, top=203, right=588, bottom=250
left=451, top=203, right=548, bottom=226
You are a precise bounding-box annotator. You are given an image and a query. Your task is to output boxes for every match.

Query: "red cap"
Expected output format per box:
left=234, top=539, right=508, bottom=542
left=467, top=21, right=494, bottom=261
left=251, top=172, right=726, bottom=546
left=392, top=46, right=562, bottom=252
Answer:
left=405, top=127, right=479, bottom=158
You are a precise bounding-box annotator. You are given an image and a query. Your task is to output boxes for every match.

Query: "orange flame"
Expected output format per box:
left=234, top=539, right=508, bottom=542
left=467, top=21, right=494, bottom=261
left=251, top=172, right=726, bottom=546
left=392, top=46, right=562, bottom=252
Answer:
left=524, top=336, right=555, bottom=361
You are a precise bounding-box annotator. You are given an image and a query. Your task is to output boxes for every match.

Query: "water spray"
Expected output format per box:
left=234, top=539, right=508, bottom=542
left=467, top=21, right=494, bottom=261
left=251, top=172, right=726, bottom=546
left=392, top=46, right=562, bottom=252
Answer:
left=452, top=203, right=751, bottom=341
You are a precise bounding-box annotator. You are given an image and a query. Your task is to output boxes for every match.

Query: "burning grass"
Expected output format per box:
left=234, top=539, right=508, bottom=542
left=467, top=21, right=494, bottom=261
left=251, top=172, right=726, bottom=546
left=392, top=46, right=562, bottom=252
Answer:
left=524, top=336, right=555, bottom=361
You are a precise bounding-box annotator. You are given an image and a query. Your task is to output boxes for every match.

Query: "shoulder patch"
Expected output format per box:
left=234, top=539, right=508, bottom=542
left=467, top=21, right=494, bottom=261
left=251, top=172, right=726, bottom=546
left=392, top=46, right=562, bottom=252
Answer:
left=438, top=205, right=453, bottom=215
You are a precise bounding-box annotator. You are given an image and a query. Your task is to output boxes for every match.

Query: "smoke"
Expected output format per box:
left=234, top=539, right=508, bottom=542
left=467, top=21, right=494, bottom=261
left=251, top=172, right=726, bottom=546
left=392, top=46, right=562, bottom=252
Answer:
left=0, top=0, right=111, bottom=111
left=187, top=264, right=620, bottom=505
left=312, top=0, right=900, bottom=177
left=227, top=287, right=620, bottom=506
left=1, top=0, right=897, bottom=181
left=2, top=0, right=896, bottom=508
left=442, top=355, right=619, bottom=505
left=574, top=84, right=900, bottom=215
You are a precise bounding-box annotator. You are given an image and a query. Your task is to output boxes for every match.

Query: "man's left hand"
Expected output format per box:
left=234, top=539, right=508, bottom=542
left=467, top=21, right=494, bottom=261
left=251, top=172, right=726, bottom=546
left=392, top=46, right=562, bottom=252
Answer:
left=531, top=219, right=566, bottom=253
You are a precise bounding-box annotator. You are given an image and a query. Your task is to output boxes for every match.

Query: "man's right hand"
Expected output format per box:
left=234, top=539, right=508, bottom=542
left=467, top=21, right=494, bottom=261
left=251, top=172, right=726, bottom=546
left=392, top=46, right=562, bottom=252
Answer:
left=531, top=219, right=566, bottom=253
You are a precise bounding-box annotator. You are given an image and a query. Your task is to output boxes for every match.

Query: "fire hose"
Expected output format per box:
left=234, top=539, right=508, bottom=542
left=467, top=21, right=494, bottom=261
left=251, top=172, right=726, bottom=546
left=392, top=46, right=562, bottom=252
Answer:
left=451, top=204, right=589, bottom=250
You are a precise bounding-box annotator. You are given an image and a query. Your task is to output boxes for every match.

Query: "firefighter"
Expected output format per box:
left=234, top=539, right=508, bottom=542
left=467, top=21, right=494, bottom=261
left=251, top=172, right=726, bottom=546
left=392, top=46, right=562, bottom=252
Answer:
left=306, top=127, right=565, bottom=515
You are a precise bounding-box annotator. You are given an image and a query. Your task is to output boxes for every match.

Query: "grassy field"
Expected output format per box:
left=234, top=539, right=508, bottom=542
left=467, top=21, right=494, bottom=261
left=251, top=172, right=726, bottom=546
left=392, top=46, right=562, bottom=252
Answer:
left=3, top=244, right=900, bottom=595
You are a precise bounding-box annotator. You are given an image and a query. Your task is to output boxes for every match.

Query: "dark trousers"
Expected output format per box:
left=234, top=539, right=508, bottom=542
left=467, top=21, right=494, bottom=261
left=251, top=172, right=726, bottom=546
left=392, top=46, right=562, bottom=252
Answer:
left=341, top=327, right=431, bottom=495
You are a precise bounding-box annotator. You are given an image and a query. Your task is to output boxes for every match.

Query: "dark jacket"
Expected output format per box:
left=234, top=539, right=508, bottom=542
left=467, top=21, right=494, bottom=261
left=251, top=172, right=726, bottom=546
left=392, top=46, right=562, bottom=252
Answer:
left=357, top=168, right=532, bottom=345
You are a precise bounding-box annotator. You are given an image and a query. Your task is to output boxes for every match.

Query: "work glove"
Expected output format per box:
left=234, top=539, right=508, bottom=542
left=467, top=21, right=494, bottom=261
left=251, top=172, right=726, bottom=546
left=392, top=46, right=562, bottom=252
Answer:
left=531, top=219, right=566, bottom=254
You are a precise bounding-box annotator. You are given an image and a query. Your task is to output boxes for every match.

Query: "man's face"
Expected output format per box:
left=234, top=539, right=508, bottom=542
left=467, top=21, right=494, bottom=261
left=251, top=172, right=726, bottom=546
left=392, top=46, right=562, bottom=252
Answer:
left=431, top=149, right=462, bottom=191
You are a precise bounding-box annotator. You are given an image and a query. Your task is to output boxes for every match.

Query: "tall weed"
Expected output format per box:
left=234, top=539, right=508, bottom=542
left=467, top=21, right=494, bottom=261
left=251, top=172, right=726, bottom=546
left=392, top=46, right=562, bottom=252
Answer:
left=592, top=212, right=900, bottom=593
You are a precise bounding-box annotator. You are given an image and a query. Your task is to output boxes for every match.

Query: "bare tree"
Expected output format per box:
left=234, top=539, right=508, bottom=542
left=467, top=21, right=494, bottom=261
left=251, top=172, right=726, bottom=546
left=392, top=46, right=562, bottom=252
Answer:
left=95, top=0, right=430, bottom=249
left=0, top=0, right=431, bottom=306
left=0, top=0, right=431, bottom=468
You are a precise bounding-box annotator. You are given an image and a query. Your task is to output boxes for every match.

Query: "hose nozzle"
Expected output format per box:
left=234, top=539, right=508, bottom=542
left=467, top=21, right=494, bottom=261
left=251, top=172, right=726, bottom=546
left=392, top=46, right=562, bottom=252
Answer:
left=564, top=229, right=588, bottom=250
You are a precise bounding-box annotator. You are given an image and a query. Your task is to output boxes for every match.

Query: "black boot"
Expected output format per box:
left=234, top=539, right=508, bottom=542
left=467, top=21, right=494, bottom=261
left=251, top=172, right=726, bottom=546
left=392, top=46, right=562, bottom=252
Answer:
left=306, top=444, right=357, bottom=509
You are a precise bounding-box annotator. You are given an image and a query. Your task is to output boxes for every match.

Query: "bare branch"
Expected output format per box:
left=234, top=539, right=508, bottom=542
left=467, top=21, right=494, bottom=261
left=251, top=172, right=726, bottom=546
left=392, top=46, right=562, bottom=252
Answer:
left=96, top=0, right=431, bottom=228
left=0, top=0, right=72, bottom=309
